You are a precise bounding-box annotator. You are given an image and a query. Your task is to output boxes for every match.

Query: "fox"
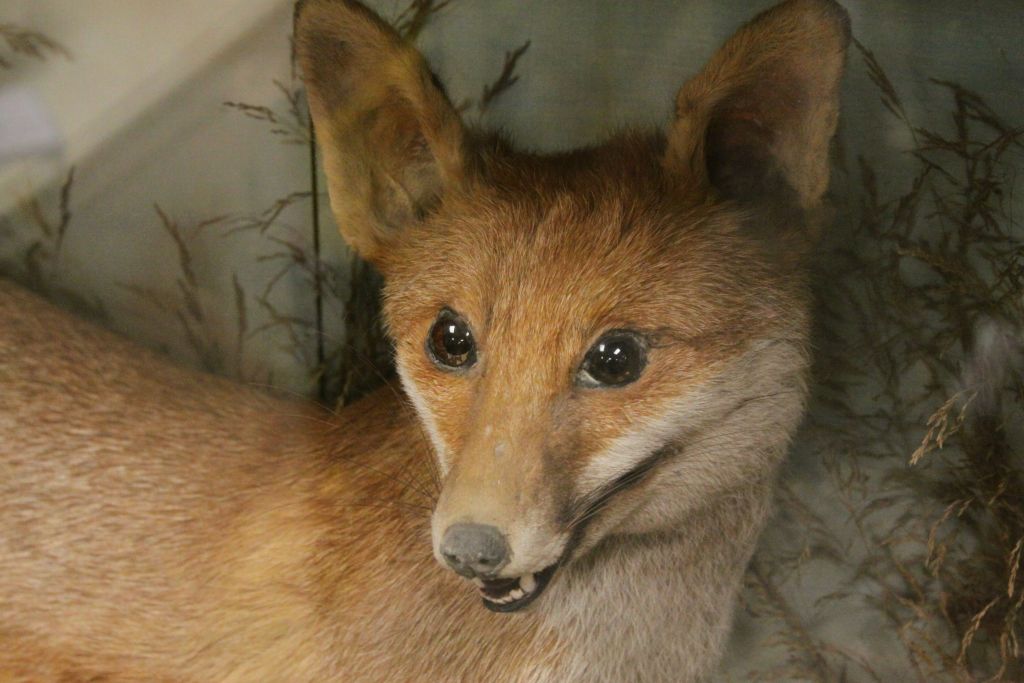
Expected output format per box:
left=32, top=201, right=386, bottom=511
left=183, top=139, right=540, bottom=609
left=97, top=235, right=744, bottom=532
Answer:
left=0, top=0, right=850, bottom=680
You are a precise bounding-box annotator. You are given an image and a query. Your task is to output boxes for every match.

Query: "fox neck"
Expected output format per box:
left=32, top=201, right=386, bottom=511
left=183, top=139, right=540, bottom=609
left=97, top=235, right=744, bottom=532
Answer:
left=536, top=479, right=771, bottom=683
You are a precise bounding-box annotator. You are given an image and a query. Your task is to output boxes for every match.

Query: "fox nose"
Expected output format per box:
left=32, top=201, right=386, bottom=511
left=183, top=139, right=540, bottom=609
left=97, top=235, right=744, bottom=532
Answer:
left=440, top=523, right=510, bottom=577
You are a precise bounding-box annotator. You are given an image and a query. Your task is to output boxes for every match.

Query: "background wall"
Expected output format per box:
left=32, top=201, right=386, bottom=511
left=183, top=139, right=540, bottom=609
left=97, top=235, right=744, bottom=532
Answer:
left=1, top=1, right=1021, bottom=679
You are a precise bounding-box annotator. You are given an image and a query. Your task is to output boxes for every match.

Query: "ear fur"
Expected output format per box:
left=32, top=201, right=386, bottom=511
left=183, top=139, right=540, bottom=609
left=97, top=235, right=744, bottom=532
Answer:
left=665, top=0, right=850, bottom=211
left=294, top=0, right=466, bottom=264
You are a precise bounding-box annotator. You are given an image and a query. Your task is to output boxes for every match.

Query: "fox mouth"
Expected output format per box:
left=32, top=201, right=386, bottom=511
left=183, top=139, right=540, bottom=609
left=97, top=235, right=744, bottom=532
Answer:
left=474, top=565, right=557, bottom=613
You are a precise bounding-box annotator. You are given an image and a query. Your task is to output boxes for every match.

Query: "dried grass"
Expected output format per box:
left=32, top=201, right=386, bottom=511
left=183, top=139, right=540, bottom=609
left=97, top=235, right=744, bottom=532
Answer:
left=745, top=39, right=1023, bottom=682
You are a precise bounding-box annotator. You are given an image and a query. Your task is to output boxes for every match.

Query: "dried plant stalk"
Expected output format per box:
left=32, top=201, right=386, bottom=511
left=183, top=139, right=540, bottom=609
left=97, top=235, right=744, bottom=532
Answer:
left=0, top=23, right=70, bottom=68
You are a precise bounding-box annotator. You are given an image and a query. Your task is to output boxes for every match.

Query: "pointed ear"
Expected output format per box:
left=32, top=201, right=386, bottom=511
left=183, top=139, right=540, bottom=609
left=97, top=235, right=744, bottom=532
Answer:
left=665, top=0, right=850, bottom=211
left=294, top=0, right=467, bottom=264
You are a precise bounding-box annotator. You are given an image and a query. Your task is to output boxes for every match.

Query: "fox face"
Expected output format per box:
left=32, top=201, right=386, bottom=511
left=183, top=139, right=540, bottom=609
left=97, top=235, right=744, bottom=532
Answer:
left=381, top=153, right=814, bottom=609
left=296, top=0, right=849, bottom=611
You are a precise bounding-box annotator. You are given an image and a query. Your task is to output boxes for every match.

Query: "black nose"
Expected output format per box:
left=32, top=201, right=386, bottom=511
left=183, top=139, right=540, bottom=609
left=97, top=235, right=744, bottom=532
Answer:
left=440, top=523, right=510, bottom=577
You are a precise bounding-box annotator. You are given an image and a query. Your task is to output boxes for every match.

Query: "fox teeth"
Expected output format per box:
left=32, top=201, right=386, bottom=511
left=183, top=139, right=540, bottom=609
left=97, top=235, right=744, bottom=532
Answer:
left=479, top=573, right=537, bottom=604
left=473, top=578, right=485, bottom=588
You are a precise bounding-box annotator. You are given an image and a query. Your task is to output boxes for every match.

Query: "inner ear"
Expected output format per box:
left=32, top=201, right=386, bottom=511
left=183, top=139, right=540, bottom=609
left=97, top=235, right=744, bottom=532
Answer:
left=363, top=89, right=447, bottom=225
left=705, top=105, right=796, bottom=206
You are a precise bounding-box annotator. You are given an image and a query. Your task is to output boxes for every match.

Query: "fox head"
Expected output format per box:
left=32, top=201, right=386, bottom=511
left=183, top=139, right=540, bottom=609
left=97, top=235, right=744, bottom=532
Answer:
left=296, top=0, right=848, bottom=611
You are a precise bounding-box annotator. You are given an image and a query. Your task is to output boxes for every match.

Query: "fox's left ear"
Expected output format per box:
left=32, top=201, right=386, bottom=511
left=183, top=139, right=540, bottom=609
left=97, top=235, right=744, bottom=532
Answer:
left=294, top=0, right=466, bottom=265
left=665, top=0, right=850, bottom=211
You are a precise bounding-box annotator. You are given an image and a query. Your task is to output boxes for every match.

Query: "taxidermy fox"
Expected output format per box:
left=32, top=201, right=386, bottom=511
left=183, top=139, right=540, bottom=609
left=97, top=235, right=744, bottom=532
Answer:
left=0, top=0, right=849, bottom=680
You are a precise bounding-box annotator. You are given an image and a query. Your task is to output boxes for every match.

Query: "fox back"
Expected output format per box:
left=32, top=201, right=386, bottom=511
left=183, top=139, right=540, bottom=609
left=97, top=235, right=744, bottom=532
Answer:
left=0, top=1, right=849, bottom=681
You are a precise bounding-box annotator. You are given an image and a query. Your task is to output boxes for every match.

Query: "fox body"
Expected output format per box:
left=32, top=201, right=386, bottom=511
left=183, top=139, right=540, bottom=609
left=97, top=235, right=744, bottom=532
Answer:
left=0, top=1, right=849, bottom=681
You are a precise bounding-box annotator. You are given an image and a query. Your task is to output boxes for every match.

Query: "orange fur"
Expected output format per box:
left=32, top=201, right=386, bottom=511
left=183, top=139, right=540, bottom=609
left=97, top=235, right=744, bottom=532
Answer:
left=1, top=1, right=849, bottom=680
left=0, top=282, right=556, bottom=681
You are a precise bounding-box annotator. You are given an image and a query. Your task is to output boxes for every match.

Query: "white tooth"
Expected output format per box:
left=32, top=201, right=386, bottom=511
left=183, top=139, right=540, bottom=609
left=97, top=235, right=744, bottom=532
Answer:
left=510, top=588, right=524, bottom=600
left=473, top=578, right=485, bottom=588
left=520, top=573, right=536, bottom=593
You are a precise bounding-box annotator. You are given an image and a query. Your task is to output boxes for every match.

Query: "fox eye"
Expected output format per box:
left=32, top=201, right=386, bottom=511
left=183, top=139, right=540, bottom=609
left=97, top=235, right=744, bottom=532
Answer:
left=577, top=332, right=647, bottom=387
left=427, top=308, right=477, bottom=369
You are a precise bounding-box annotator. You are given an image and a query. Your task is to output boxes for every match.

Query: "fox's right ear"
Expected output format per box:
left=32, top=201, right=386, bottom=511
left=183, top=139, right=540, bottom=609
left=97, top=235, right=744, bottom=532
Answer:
left=295, top=0, right=466, bottom=265
left=664, top=0, right=850, bottom=213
